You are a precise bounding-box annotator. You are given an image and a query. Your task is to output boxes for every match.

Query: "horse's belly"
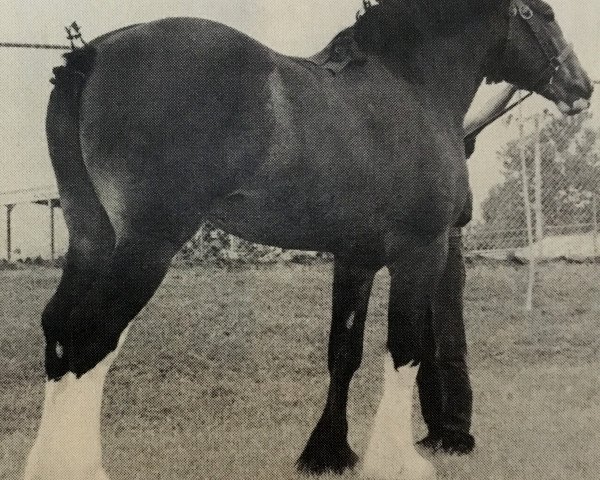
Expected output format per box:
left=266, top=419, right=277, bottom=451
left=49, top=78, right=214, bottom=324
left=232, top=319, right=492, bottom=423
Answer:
left=206, top=188, right=333, bottom=250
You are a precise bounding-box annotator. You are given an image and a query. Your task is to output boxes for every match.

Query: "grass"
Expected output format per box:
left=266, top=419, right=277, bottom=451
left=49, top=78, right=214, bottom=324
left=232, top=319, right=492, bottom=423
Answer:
left=1, top=263, right=600, bottom=479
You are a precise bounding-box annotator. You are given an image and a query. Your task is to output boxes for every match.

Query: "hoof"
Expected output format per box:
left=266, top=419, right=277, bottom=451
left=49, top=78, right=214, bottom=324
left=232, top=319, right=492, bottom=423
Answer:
left=362, top=455, right=436, bottom=480
left=24, top=465, right=110, bottom=480
left=297, top=435, right=358, bottom=475
left=415, top=432, right=443, bottom=452
left=440, top=431, right=475, bottom=455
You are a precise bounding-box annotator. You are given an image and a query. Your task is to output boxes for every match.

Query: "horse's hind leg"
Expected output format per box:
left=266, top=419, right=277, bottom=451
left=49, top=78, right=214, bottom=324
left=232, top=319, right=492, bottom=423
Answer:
left=25, top=227, right=118, bottom=480
left=25, top=84, right=119, bottom=480
left=297, top=255, right=377, bottom=474
left=26, top=225, right=189, bottom=480
left=26, top=64, right=197, bottom=478
left=362, top=231, right=446, bottom=480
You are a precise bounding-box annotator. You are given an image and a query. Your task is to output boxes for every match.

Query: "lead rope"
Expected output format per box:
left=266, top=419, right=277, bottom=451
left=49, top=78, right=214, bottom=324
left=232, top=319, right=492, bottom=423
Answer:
left=467, top=90, right=533, bottom=139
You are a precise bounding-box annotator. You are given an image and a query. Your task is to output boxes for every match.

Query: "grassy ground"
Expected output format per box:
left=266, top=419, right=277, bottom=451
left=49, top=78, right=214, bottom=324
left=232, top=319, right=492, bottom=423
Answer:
left=1, top=263, right=600, bottom=479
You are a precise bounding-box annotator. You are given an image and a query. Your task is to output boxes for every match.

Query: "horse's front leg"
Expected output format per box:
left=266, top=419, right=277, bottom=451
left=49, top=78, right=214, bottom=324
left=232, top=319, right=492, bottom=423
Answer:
left=297, top=255, right=377, bottom=475
left=362, top=230, right=447, bottom=480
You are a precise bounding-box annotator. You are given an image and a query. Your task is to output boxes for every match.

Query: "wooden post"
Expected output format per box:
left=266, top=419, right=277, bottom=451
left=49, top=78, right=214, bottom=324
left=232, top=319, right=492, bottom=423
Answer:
left=519, top=121, right=535, bottom=312
left=6, top=204, right=14, bottom=262
left=593, top=194, right=598, bottom=257
left=533, top=115, right=544, bottom=258
left=49, top=200, right=55, bottom=262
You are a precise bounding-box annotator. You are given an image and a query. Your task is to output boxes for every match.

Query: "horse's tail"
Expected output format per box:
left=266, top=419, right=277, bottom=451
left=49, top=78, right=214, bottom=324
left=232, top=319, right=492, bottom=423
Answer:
left=46, top=46, right=115, bottom=256
left=47, top=46, right=97, bottom=175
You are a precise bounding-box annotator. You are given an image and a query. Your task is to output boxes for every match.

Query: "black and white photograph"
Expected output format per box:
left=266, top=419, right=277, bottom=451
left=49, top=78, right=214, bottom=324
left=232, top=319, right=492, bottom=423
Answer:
left=0, top=1, right=598, bottom=479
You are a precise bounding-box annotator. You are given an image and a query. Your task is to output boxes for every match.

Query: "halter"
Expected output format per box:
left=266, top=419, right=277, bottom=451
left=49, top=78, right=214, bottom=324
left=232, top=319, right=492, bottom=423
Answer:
left=504, top=0, right=574, bottom=94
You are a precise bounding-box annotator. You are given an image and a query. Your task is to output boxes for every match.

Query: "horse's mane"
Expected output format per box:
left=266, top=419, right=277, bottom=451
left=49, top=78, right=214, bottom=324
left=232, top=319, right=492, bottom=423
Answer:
left=526, top=0, right=555, bottom=19
left=353, top=0, right=506, bottom=54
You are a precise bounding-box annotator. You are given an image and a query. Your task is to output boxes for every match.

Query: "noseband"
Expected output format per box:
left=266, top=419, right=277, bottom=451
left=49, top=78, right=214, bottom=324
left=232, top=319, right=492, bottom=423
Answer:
left=504, top=0, right=573, bottom=93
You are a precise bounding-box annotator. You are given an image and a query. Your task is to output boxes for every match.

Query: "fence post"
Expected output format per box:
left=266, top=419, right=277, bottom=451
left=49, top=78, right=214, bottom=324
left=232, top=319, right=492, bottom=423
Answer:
left=519, top=119, right=535, bottom=312
left=49, top=200, right=55, bottom=262
left=198, top=224, right=205, bottom=260
left=533, top=115, right=544, bottom=258
left=229, top=234, right=238, bottom=259
left=6, top=204, right=14, bottom=262
left=593, top=193, right=598, bottom=256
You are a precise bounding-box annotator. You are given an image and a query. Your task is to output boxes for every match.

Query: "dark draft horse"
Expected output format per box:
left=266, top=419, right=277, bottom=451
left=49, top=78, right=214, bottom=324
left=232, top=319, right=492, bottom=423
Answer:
left=24, top=0, right=592, bottom=479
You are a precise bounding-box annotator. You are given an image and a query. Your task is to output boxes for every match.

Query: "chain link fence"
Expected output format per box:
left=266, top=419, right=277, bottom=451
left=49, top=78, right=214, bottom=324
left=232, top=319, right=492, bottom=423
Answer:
left=464, top=89, right=600, bottom=309
left=465, top=91, right=600, bottom=260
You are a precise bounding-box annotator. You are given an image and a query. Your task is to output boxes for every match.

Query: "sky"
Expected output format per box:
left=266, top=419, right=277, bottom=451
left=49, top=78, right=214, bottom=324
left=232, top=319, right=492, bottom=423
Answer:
left=0, top=0, right=599, bottom=257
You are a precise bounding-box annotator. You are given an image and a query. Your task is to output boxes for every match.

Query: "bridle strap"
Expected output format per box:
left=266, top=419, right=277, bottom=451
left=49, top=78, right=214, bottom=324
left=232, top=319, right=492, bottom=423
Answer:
left=507, top=0, right=573, bottom=92
left=473, top=2, right=580, bottom=135
left=514, top=0, right=556, bottom=63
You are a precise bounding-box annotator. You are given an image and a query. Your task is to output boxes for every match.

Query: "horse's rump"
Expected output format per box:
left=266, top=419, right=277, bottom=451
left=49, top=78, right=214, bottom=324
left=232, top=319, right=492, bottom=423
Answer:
left=67, top=19, right=292, bottom=239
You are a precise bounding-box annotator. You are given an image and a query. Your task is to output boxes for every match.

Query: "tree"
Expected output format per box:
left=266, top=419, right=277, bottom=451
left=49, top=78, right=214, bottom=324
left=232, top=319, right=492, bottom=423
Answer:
left=477, top=111, right=600, bottom=249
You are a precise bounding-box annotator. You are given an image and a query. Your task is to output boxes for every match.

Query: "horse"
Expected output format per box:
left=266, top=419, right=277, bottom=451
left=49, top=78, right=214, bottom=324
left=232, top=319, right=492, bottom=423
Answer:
left=24, top=0, right=592, bottom=479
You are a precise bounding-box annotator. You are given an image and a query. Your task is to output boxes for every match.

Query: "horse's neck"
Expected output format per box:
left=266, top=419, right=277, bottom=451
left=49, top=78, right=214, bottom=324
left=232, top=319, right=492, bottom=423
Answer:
left=396, top=23, right=495, bottom=128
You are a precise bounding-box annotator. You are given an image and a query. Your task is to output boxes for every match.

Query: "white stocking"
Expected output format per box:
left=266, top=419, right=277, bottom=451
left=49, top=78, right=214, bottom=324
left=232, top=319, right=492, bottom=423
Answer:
left=24, top=327, right=130, bottom=480
left=362, top=353, right=436, bottom=480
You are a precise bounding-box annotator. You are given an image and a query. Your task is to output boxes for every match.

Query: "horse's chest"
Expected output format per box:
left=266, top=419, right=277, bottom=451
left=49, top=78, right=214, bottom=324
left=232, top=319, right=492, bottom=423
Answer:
left=392, top=151, right=469, bottom=232
left=346, top=125, right=467, bottom=233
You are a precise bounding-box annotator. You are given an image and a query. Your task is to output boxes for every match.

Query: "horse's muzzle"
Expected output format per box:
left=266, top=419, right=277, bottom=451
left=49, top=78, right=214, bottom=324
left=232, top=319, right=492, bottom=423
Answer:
left=557, top=97, right=591, bottom=115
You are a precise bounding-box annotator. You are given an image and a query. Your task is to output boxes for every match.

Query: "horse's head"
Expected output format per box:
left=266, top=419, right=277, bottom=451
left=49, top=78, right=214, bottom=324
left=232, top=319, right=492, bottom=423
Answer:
left=490, top=0, right=593, bottom=114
